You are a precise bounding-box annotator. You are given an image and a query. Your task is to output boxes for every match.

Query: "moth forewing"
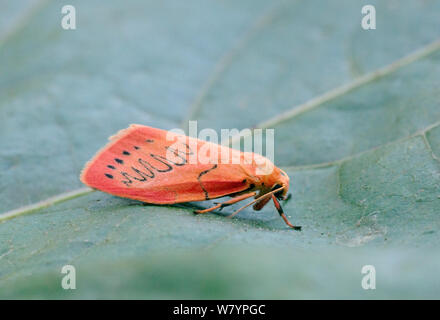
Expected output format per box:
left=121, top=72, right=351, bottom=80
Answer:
left=80, top=124, right=300, bottom=229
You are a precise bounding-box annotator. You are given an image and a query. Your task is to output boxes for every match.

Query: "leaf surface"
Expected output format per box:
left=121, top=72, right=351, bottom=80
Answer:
left=1, top=0, right=440, bottom=298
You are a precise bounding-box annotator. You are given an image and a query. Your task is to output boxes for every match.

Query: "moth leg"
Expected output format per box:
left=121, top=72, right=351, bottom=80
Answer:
left=194, top=192, right=257, bottom=214
left=272, top=195, right=301, bottom=231
left=282, top=193, right=292, bottom=202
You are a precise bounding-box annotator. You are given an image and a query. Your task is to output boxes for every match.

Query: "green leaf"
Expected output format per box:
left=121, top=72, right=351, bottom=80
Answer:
left=1, top=0, right=440, bottom=298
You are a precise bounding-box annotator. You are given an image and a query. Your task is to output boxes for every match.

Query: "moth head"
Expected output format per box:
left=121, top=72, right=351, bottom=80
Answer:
left=272, top=169, right=290, bottom=199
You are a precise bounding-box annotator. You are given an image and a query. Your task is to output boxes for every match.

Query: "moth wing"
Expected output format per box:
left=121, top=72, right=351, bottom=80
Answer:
left=80, top=124, right=254, bottom=204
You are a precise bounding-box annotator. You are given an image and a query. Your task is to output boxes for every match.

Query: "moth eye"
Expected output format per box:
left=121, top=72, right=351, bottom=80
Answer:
left=272, top=184, right=282, bottom=190
left=272, top=184, right=284, bottom=197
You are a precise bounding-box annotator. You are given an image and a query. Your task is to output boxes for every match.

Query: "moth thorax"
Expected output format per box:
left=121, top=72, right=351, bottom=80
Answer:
left=250, top=154, right=275, bottom=176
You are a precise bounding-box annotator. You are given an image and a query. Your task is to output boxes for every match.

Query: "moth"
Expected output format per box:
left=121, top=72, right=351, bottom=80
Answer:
left=80, top=124, right=300, bottom=230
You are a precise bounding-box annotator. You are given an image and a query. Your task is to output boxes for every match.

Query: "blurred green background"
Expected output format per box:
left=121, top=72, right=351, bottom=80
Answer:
left=1, top=0, right=440, bottom=299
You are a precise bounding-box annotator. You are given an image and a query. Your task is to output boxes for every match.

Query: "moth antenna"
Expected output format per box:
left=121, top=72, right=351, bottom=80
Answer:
left=227, top=186, right=285, bottom=219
